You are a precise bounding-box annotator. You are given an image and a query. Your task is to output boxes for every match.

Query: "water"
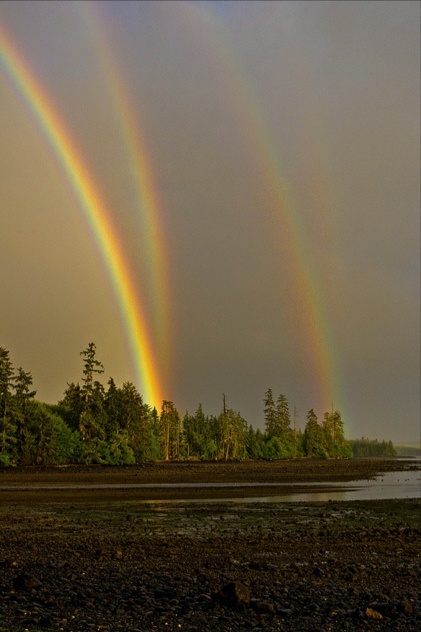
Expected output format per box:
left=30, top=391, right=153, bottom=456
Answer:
left=247, top=467, right=421, bottom=503
left=1, top=462, right=419, bottom=503
left=139, top=467, right=420, bottom=504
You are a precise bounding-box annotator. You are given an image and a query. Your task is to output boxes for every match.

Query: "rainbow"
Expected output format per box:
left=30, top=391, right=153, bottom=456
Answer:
left=178, top=2, right=345, bottom=419
left=78, top=1, right=171, bottom=380
left=0, top=23, right=163, bottom=408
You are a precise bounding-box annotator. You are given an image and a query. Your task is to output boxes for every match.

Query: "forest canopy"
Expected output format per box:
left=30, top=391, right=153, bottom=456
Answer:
left=0, top=344, right=395, bottom=466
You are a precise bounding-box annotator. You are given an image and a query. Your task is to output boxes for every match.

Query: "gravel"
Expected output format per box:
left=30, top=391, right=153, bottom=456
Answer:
left=0, top=495, right=420, bottom=631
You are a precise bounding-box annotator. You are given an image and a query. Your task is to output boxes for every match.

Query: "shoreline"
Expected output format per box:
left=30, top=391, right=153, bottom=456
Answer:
left=0, top=458, right=416, bottom=504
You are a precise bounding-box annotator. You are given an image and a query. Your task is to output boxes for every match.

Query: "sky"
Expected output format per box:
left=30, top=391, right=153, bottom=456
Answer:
left=0, top=1, right=419, bottom=442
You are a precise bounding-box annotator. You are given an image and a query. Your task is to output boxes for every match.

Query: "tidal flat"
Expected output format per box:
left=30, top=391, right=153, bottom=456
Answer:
left=0, top=459, right=420, bottom=631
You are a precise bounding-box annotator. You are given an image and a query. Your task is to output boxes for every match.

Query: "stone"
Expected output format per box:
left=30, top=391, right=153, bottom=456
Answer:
left=253, top=600, right=275, bottom=614
left=368, top=602, right=393, bottom=617
left=12, top=572, right=42, bottom=592
left=398, top=599, right=414, bottom=615
left=365, top=607, right=383, bottom=620
left=218, top=581, right=251, bottom=607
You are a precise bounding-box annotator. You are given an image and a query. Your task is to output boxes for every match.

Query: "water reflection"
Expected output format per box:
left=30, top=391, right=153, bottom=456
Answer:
left=230, top=467, right=421, bottom=503
left=1, top=462, right=419, bottom=503
left=131, top=467, right=421, bottom=504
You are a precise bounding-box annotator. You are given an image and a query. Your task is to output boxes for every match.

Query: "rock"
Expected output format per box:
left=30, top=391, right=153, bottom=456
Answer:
left=398, top=599, right=414, bottom=615
left=217, top=581, right=251, bottom=607
left=368, top=601, right=393, bottom=617
left=95, top=548, right=106, bottom=561
left=365, top=607, right=383, bottom=620
left=38, top=615, right=53, bottom=628
left=12, top=572, right=42, bottom=592
left=0, top=559, right=17, bottom=568
left=252, top=600, right=275, bottom=614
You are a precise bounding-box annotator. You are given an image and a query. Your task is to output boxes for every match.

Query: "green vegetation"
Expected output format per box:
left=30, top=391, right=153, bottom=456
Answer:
left=349, top=437, right=397, bottom=457
left=0, top=343, right=394, bottom=466
left=394, top=442, right=421, bottom=457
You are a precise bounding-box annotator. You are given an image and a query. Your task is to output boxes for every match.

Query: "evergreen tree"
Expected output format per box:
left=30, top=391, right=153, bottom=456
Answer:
left=184, top=404, right=209, bottom=458
left=119, top=381, right=154, bottom=461
left=275, top=394, right=291, bottom=435
left=246, top=427, right=265, bottom=459
left=159, top=401, right=182, bottom=460
left=303, top=409, right=327, bottom=458
left=0, top=347, right=16, bottom=458
left=104, top=377, right=122, bottom=439
left=59, top=382, right=83, bottom=431
left=80, top=342, right=104, bottom=406
left=77, top=344, right=106, bottom=442
left=79, top=381, right=107, bottom=442
left=264, top=388, right=277, bottom=438
left=322, top=409, right=351, bottom=458
left=219, top=408, right=248, bottom=460
left=18, top=401, right=75, bottom=465
left=12, top=367, right=36, bottom=459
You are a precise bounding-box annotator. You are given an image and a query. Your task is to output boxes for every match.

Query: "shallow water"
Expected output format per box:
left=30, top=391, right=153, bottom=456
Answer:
left=136, top=467, right=420, bottom=504
left=247, top=467, right=421, bottom=503
left=2, top=463, right=419, bottom=503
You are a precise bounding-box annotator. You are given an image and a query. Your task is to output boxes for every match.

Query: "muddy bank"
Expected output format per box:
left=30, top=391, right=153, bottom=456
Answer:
left=0, top=459, right=414, bottom=504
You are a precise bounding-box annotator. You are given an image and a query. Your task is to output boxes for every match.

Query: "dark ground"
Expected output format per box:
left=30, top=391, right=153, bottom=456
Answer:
left=0, top=459, right=420, bottom=631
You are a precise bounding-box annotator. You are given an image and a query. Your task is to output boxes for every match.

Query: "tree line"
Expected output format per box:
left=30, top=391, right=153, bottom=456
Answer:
left=0, top=343, right=394, bottom=466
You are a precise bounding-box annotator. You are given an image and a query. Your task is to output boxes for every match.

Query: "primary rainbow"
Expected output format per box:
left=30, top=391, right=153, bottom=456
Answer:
left=78, top=1, right=171, bottom=379
left=0, top=23, right=163, bottom=408
left=179, top=2, right=344, bottom=420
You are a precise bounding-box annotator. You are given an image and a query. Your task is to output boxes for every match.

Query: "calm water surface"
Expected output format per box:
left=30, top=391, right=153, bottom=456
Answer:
left=2, top=460, right=419, bottom=503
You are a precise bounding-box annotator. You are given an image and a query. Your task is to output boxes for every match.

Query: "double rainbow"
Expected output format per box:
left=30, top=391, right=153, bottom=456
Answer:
left=0, top=23, right=163, bottom=408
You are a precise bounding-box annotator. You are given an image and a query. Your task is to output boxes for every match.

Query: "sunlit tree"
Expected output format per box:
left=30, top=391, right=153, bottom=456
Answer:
left=303, top=409, right=327, bottom=458
left=80, top=342, right=104, bottom=406
left=0, top=347, right=16, bottom=458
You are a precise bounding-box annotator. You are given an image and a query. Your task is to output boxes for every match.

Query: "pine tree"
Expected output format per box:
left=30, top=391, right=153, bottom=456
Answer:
left=12, top=367, right=36, bottom=459
left=219, top=408, right=248, bottom=460
left=119, top=381, right=153, bottom=461
left=78, top=343, right=106, bottom=442
left=264, top=388, right=277, bottom=438
left=303, top=409, right=327, bottom=458
left=0, top=347, right=16, bottom=456
left=275, top=394, right=291, bottom=435
left=104, top=377, right=121, bottom=439
left=59, top=382, right=83, bottom=431
left=159, top=401, right=182, bottom=460
left=80, top=342, right=104, bottom=406
left=322, top=409, right=351, bottom=457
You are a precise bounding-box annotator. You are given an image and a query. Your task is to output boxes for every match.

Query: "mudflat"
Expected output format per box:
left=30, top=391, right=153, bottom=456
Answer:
left=0, top=458, right=414, bottom=502
left=0, top=459, right=420, bottom=631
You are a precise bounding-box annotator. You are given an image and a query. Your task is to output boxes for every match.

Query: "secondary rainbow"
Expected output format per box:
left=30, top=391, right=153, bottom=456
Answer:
left=179, top=2, right=344, bottom=419
left=78, top=1, right=171, bottom=379
left=0, top=23, right=163, bottom=408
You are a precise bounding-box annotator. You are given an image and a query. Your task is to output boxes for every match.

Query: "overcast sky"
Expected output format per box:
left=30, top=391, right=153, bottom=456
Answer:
left=0, top=1, right=419, bottom=442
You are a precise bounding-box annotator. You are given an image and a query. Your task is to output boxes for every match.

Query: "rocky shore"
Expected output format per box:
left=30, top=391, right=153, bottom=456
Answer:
left=0, top=460, right=420, bottom=631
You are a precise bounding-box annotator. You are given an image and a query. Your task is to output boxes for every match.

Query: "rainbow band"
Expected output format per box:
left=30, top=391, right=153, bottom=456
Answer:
left=80, top=1, right=171, bottom=378
left=180, top=2, right=343, bottom=418
left=0, top=24, right=163, bottom=408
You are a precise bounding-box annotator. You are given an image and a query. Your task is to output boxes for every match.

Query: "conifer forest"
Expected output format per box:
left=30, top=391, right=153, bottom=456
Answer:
left=0, top=344, right=395, bottom=466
